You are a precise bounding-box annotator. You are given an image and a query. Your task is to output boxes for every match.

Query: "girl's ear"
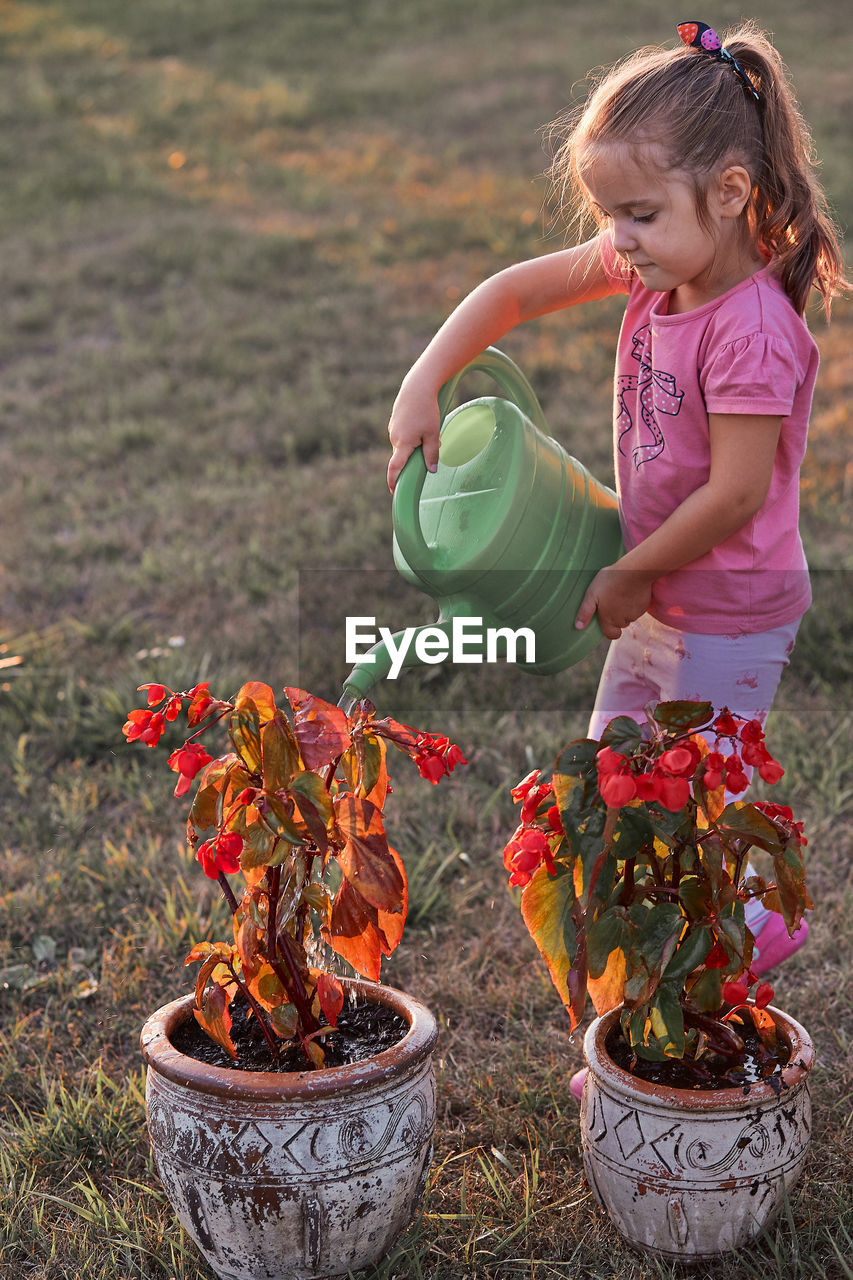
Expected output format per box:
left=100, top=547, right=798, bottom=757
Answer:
left=717, top=165, right=753, bottom=219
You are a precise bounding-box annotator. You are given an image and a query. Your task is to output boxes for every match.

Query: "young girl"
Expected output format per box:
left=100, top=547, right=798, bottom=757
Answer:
left=386, top=22, right=847, bottom=1011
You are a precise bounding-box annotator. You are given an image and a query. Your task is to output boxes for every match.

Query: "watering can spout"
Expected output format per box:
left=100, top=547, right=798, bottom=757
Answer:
left=340, top=347, right=624, bottom=705
left=341, top=620, right=457, bottom=708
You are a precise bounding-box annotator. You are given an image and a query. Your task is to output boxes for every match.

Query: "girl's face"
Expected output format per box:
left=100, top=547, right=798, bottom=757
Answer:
left=579, top=143, right=749, bottom=310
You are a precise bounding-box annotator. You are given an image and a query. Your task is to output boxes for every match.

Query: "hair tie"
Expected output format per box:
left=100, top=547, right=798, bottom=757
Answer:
left=677, top=21, right=760, bottom=102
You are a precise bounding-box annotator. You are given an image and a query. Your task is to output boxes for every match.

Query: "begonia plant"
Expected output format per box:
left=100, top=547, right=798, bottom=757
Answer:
left=502, top=701, right=810, bottom=1084
left=124, top=681, right=465, bottom=1067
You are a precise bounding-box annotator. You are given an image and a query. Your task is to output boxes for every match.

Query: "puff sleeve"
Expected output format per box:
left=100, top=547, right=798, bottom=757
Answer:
left=701, top=332, right=799, bottom=416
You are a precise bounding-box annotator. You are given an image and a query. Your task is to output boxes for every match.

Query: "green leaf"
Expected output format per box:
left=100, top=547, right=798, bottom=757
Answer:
left=599, top=716, right=644, bottom=754
left=650, top=700, right=713, bottom=731
left=716, top=802, right=784, bottom=854
left=716, top=897, right=746, bottom=960
left=231, top=807, right=278, bottom=869
left=269, top=1003, right=299, bottom=1040
left=553, top=739, right=599, bottom=781
left=354, top=731, right=383, bottom=799
left=573, top=830, right=616, bottom=912
left=688, top=967, right=723, bottom=1012
left=586, top=909, right=631, bottom=979
left=263, top=795, right=307, bottom=846
left=288, top=770, right=334, bottom=847
left=649, top=984, right=685, bottom=1057
left=662, top=924, right=711, bottom=984
left=678, top=875, right=710, bottom=920
left=610, top=805, right=656, bottom=858
left=638, top=902, right=684, bottom=973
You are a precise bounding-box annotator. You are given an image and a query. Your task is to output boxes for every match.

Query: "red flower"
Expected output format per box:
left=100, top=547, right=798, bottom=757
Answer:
left=713, top=710, right=740, bottom=737
left=724, top=754, right=750, bottom=794
left=659, top=742, right=701, bottom=778
left=596, top=746, right=628, bottom=775
left=164, top=695, right=183, bottom=722
left=168, top=742, right=213, bottom=797
left=187, top=683, right=217, bottom=726
left=511, top=770, right=541, bottom=801
left=141, top=683, right=167, bottom=706
left=702, top=751, right=726, bottom=790
left=741, top=740, right=767, bottom=766
left=634, top=772, right=663, bottom=802
left=122, top=709, right=166, bottom=747
left=197, top=832, right=243, bottom=879
left=503, top=826, right=554, bottom=887
left=413, top=732, right=467, bottom=785
left=415, top=752, right=448, bottom=784
left=657, top=774, right=691, bottom=812
left=596, top=746, right=637, bottom=808
left=722, top=979, right=749, bottom=1006
left=754, top=981, right=774, bottom=1009
left=704, top=940, right=729, bottom=969
left=757, top=759, right=785, bottom=785
left=599, top=770, right=637, bottom=808
left=739, top=719, right=765, bottom=745
left=546, top=804, right=563, bottom=834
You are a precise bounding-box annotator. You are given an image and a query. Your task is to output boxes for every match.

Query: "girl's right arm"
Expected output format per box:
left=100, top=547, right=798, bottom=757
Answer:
left=386, top=236, right=614, bottom=491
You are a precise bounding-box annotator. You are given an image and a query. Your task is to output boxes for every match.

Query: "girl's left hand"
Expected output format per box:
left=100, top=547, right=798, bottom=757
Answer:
left=574, top=567, right=653, bottom=639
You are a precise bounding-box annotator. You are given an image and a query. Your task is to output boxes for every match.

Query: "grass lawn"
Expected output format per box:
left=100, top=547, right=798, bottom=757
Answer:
left=0, top=2, right=851, bottom=1276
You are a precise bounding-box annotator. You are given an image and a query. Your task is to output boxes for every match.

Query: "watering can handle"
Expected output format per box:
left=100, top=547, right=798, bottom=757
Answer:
left=392, top=347, right=549, bottom=568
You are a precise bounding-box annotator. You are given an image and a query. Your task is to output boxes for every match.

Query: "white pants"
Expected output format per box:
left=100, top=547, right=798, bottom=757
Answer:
left=588, top=613, right=802, bottom=935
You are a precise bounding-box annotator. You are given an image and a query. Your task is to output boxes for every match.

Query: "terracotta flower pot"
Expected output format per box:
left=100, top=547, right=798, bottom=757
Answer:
left=580, top=1005, right=813, bottom=1260
left=140, top=980, right=438, bottom=1280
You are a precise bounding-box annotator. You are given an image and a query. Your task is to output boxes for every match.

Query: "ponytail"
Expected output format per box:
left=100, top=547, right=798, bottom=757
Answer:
left=726, top=23, right=849, bottom=316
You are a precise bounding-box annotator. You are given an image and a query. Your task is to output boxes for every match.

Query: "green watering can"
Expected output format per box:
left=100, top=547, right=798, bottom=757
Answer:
left=341, top=347, right=624, bottom=704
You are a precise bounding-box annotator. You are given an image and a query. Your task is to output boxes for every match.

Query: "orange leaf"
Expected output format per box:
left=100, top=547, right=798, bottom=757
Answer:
left=193, top=983, right=236, bottom=1060
left=236, top=682, right=278, bottom=725
left=325, top=878, right=389, bottom=982
left=377, top=845, right=408, bottom=954
left=587, top=946, right=627, bottom=1017
left=317, top=972, right=345, bottom=1027
left=334, top=795, right=404, bottom=912
left=285, top=687, right=351, bottom=771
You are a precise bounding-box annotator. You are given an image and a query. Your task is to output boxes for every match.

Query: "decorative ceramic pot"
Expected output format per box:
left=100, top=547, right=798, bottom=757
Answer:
left=581, top=1005, right=813, bottom=1260
left=140, top=980, right=438, bottom=1280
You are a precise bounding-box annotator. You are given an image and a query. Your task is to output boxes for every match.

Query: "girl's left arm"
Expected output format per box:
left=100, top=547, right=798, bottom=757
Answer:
left=575, top=413, right=783, bottom=639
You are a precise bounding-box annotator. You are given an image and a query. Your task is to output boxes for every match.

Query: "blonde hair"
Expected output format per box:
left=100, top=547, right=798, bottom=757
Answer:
left=549, top=22, right=848, bottom=316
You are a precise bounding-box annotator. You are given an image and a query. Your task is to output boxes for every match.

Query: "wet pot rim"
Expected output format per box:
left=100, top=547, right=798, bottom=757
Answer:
left=584, top=1003, right=813, bottom=1113
left=140, top=978, right=437, bottom=1102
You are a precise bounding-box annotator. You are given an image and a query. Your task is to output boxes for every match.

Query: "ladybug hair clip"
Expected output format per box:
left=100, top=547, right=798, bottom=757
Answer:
left=677, top=21, right=760, bottom=102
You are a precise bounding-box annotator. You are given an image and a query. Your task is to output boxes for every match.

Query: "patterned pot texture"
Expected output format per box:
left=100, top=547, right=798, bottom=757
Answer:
left=581, top=1005, right=813, bottom=1260
left=140, top=980, right=438, bottom=1280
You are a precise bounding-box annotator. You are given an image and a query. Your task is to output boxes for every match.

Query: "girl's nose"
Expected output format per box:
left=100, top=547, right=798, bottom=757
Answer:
left=612, top=220, right=638, bottom=255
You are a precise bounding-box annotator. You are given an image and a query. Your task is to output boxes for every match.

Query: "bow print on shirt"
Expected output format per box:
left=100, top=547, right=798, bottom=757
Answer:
left=616, top=324, right=684, bottom=468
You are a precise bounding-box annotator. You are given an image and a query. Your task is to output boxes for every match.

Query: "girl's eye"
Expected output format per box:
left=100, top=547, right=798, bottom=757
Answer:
left=633, top=213, right=655, bottom=224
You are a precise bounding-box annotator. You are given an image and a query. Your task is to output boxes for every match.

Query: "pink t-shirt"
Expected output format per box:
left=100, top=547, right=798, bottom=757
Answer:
left=598, top=234, right=818, bottom=634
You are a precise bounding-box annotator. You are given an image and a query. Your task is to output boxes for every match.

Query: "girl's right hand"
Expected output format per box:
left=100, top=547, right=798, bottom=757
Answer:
left=387, top=382, right=442, bottom=492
